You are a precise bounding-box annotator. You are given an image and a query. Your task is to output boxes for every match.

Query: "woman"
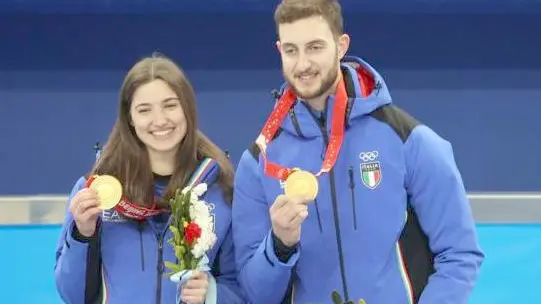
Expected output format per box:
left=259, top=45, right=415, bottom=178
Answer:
left=54, top=54, right=246, bottom=304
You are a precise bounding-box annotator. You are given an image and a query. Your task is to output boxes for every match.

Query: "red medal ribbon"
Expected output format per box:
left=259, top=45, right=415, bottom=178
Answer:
left=85, top=175, right=167, bottom=221
left=255, top=76, right=348, bottom=181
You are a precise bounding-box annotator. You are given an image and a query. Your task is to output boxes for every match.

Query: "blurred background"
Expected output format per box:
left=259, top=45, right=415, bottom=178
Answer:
left=0, top=0, right=540, bottom=302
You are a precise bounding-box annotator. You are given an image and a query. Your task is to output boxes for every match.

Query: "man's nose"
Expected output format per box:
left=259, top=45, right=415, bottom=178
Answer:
left=296, top=53, right=311, bottom=71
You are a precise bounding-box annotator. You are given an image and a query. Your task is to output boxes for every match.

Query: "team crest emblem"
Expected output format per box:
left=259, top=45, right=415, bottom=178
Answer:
left=359, top=151, right=382, bottom=189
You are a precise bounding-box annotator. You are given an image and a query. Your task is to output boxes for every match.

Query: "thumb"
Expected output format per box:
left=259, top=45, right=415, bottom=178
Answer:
left=190, top=270, right=202, bottom=278
left=192, top=270, right=208, bottom=280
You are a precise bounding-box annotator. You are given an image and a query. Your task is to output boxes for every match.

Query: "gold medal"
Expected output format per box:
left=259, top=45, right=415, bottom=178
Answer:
left=284, top=170, right=319, bottom=201
left=89, top=175, right=123, bottom=209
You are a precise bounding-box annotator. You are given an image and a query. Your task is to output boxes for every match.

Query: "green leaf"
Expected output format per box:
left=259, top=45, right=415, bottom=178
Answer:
left=164, top=187, right=203, bottom=280
left=164, top=261, right=183, bottom=273
left=190, top=257, right=199, bottom=269
left=331, top=290, right=343, bottom=304
left=169, top=226, right=181, bottom=244
left=164, top=271, right=175, bottom=277
left=174, top=245, right=185, bottom=260
left=359, top=300, right=367, bottom=304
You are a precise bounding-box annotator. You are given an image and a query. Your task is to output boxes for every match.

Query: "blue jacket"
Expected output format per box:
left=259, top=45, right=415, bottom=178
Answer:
left=55, top=158, right=246, bottom=304
left=232, top=56, right=484, bottom=304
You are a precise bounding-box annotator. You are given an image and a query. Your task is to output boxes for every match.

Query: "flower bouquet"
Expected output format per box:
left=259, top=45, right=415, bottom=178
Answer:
left=164, top=183, right=217, bottom=304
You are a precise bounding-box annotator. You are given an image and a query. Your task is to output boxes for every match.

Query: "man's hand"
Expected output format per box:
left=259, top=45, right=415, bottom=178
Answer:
left=270, top=194, right=311, bottom=247
left=179, top=271, right=209, bottom=304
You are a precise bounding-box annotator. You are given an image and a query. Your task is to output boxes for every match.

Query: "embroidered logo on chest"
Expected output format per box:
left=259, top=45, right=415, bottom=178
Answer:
left=359, top=151, right=382, bottom=190
left=102, top=209, right=127, bottom=223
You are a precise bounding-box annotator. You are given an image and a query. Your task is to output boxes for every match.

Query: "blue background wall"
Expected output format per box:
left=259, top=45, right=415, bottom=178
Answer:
left=1, top=0, right=540, bottom=195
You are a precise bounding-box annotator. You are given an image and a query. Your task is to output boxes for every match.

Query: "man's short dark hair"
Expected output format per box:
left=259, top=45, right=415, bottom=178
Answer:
left=274, top=0, right=344, bottom=37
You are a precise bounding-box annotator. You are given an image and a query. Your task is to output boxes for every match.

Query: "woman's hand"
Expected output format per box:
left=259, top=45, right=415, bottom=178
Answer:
left=69, top=188, right=102, bottom=237
left=180, top=271, right=209, bottom=304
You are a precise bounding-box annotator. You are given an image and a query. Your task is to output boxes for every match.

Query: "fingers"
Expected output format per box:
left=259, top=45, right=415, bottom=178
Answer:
left=271, top=195, right=311, bottom=212
left=290, top=195, right=313, bottom=206
left=282, top=202, right=308, bottom=224
left=70, top=188, right=101, bottom=218
left=79, top=206, right=103, bottom=223
left=74, top=188, right=98, bottom=204
left=70, top=189, right=96, bottom=208
left=184, top=271, right=208, bottom=288
left=181, top=292, right=206, bottom=304
left=181, top=295, right=204, bottom=304
left=290, top=208, right=309, bottom=226
left=191, top=271, right=208, bottom=280
left=180, top=272, right=209, bottom=304
left=272, top=195, right=310, bottom=224
left=270, top=194, right=289, bottom=211
left=78, top=198, right=100, bottom=213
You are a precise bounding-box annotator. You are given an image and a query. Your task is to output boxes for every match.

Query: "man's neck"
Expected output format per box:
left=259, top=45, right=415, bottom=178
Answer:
left=306, top=95, right=328, bottom=112
left=148, top=149, right=176, bottom=176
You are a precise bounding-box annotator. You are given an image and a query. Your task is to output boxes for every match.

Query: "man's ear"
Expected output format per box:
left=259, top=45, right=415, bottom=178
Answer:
left=337, top=34, right=350, bottom=59
left=275, top=41, right=281, bottom=53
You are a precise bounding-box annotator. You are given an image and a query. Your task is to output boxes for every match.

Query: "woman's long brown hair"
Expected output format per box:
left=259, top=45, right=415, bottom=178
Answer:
left=88, top=54, right=234, bottom=206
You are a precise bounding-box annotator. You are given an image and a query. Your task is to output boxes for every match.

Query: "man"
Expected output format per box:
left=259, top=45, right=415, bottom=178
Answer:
left=231, top=0, right=484, bottom=303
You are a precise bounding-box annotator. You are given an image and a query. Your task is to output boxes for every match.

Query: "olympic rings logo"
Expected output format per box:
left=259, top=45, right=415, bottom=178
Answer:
left=359, top=151, right=379, bottom=162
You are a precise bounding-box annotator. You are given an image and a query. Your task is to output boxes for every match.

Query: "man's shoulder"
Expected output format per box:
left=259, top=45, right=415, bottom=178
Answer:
left=368, top=104, right=423, bottom=143
left=248, top=142, right=261, bottom=162
left=245, top=127, right=284, bottom=162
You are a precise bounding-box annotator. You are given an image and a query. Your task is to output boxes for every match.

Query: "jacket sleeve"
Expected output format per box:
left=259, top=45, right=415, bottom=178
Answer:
left=232, top=150, right=298, bottom=304
left=404, top=125, right=485, bottom=304
left=214, top=226, right=248, bottom=304
left=54, top=176, right=101, bottom=304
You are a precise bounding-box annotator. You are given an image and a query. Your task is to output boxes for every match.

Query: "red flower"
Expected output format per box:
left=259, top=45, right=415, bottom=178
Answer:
left=184, top=222, right=202, bottom=246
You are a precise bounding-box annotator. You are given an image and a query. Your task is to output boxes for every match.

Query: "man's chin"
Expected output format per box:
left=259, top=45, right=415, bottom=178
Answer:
left=292, top=86, right=321, bottom=100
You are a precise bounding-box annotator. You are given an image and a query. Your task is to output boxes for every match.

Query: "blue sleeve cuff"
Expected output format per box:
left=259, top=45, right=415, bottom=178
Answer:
left=263, top=230, right=300, bottom=268
left=63, top=222, right=91, bottom=256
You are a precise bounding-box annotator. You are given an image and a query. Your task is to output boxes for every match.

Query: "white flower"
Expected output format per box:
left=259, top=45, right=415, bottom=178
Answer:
left=189, top=197, right=216, bottom=259
left=181, top=183, right=207, bottom=199
left=181, top=185, right=191, bottom=195
left=189, top=191, right=199, bottom=205
left=192, top=183, right=208, bottom=197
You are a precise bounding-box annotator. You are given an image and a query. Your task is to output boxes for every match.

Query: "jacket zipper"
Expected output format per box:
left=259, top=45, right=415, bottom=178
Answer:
left=313, top=198, right=323, bottom=233
left=138, top=222, right=146, bottom=271
left=348, top=166, right=358, bottom=230
left=316, top=113, right=350, bottom=301
left=155, top=233, right=164, bottom=304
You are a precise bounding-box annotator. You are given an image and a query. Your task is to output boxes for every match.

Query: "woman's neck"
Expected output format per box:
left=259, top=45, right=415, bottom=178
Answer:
left=148, top=149, right=176, bottom=176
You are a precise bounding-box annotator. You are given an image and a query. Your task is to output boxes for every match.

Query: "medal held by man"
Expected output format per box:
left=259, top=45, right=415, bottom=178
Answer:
left=283, top=169, right=319, bottom=201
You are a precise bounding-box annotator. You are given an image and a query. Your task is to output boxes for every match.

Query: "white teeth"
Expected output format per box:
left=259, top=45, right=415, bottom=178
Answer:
left=299, top=74, right=315, bottom=80
left=152, top=129, right=173, bottom=137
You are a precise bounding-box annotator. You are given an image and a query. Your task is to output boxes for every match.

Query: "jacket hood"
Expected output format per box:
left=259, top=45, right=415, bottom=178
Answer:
left=276, top=55, right=393, bottom=139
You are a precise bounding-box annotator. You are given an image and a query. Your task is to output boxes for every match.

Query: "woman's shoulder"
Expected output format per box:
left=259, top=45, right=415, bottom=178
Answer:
left=67, top=175, right=88, bottom=196
left=190, top=157, right=232, bottom=205
left=189, top=157, right=221, bottom=188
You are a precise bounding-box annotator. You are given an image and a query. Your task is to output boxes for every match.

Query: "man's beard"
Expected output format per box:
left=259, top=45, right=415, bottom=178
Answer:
left=285, top=61, right=340, bottom=101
